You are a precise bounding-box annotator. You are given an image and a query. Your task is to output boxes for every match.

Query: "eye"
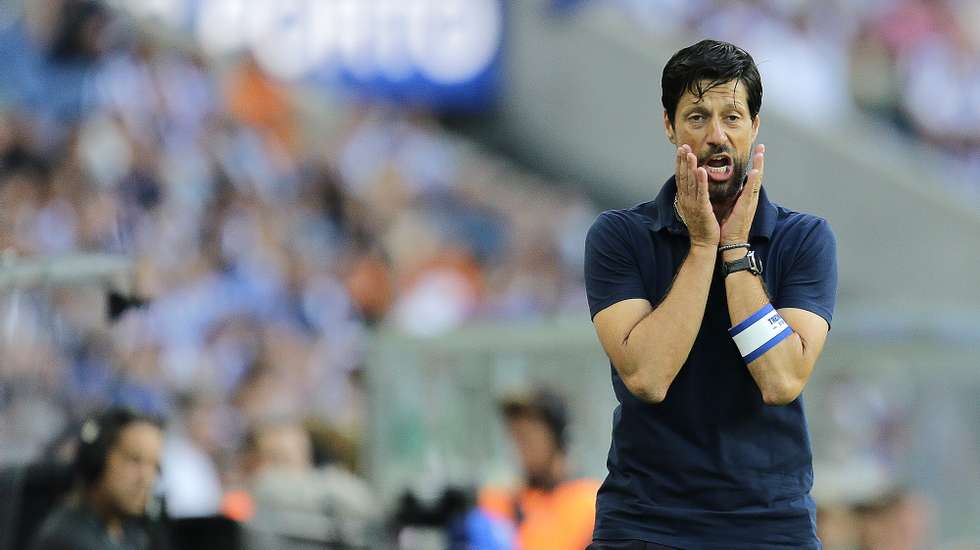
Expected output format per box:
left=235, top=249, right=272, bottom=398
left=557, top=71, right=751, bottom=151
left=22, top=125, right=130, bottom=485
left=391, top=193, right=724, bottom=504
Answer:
left=726, top=114, right=741, bottom=122
left=688, top=114, right=705, bottom=123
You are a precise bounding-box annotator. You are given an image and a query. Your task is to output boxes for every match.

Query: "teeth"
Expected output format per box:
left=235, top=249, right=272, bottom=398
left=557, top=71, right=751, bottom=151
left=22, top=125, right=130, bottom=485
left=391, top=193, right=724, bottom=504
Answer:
left=707, top=165, right=730, bottom=174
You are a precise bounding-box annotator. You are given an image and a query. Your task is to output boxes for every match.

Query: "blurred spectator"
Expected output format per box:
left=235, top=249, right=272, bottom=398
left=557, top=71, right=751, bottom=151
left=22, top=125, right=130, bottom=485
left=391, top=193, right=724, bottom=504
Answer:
left=813, top=457, right=890, bottom=550
left=226, top=54, right=299, bottom=156
left=0, top=0, right=115, bottom=148
left=853, top=488, right=934, bottom=550
left=232, top=419, right=381, bottom=549
left=813, top=457, right=937, bottom=550
left=479, top=388, right=600, bottom=550
left=0, top=0, right=975, bottom=546
left=29, top=407, right=168, bottom=550
left=159, top=391, right=224, bottom=519
left=816, top=503, right=861, bottom=550
left=1, top=0, right=593, bottom=469
left=2, top=1, right=596, bottom=546
left=242, top=418, right=315, bottom=476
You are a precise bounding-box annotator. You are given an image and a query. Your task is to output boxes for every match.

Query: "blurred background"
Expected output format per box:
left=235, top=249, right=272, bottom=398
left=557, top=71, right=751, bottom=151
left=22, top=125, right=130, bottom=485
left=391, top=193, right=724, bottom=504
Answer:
left=0, top=0, right=978, bottom=549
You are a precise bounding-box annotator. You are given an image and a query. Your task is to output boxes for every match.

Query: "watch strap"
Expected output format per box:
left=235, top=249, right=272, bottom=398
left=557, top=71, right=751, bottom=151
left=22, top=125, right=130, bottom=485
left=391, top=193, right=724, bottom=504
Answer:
left=722, top=250, right=762, bottom=276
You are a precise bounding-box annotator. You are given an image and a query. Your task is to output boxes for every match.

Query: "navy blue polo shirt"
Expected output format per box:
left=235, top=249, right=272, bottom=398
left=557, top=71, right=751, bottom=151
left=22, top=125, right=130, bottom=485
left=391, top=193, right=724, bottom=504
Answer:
left=584, top=177, right=837, bottom=550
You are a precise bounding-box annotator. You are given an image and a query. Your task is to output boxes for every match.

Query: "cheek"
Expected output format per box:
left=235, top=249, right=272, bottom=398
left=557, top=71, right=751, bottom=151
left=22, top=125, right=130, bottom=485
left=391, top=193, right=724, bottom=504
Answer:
left=110, top=462, right=142, bottom=487
left=528, top=435, right=557, bottom=464
left=737, top=127, right=756, bottom=145
left=677, top=126, right=701, bottom=143
left=103, top=456, right=124, bottom=482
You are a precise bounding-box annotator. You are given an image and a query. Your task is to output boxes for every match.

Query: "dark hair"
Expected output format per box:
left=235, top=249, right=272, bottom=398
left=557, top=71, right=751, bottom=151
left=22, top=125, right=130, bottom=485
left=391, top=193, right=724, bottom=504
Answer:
left=500, top=388, right=569, bottom=452
left=48, top=0, right=110, bottom=64
left=661, top=39, right=762, bottom=126
left=74, top=407, right=162, bottom=486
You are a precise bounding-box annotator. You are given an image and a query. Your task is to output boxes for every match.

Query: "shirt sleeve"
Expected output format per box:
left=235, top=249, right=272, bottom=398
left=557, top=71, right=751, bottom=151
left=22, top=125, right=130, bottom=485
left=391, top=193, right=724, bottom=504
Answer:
left=773, top=217, right=838, bottom=328
left=584, top=211, right=648, bottom=319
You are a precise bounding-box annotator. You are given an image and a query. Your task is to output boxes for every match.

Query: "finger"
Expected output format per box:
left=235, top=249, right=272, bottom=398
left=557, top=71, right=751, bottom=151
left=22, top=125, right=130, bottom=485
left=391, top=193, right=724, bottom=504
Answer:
left=727, top=170, right=758, bottom=221
left=676, top=146, right=691, bottom=193
left=696, top=166, right=709, bottom=203
left=686, top=152, right=699, bottom=194
left=675, top=146, right=687, bottom=190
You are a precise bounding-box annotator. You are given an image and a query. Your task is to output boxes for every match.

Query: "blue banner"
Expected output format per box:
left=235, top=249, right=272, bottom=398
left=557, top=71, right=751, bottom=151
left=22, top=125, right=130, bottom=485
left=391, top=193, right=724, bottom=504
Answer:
left=117, top=0, right=505, bottom=111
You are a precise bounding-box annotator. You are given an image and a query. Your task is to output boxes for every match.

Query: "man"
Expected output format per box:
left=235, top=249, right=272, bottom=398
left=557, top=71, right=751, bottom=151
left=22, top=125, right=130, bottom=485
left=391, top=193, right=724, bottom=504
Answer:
left=30, top=408, right=167, bottom=550
left=584, top=40, right=837, bottom=549
left=479, top=388, right=601, bottom=550
left=854, top=488, right=933, bottom=550
left=232, top=419, right=379, bottom=550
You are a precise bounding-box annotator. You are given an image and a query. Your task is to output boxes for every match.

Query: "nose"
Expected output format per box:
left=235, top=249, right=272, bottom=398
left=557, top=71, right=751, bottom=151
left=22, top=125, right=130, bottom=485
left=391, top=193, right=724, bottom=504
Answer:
left=706, top=117, right=727, bottom=147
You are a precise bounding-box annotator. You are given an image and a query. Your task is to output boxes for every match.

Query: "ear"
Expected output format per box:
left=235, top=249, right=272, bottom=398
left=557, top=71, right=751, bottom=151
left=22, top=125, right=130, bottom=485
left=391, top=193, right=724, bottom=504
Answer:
left=751, top=114, right=760, bottom=142
left=663, top=110, right=676, bottom=144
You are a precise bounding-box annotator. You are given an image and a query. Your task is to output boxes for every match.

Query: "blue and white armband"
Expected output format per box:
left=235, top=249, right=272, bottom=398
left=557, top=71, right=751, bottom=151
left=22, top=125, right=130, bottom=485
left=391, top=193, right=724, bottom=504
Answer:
left=729, top=303, right=793, bottom=363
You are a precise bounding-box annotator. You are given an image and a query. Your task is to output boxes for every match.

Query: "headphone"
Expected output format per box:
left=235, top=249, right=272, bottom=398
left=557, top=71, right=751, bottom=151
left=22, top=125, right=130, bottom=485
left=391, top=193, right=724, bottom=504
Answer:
left=74, top=408, right=160, bottom=486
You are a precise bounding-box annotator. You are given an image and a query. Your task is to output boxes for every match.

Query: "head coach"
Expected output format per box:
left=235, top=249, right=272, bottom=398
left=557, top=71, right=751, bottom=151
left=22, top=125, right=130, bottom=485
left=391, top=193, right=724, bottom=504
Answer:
left=584, top=39, right=838, bottom=549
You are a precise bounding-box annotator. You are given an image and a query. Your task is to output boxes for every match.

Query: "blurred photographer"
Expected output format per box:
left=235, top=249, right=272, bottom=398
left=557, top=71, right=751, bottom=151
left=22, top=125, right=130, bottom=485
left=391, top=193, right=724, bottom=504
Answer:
left=29, top=407, right=169, bottom=550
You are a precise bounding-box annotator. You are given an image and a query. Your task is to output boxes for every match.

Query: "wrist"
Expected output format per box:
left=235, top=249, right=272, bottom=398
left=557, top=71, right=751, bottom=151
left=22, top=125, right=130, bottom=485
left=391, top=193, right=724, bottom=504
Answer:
left=689, top=242, right=719, bottom=256
left=721, top=247, right=749, bottom=262
left=720, top=248, right=763, bottom=278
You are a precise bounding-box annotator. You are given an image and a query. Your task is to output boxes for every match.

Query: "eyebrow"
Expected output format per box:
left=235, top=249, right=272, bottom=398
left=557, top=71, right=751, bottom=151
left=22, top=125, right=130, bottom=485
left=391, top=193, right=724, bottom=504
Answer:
left=681, top=102, right=747, bottom=115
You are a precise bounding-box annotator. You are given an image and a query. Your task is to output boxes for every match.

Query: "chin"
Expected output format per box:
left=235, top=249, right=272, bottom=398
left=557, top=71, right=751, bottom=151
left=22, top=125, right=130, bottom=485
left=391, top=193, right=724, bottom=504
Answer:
left=708, top=180, right=740, bottom=202
left=123, top=497, right=148, bottom=516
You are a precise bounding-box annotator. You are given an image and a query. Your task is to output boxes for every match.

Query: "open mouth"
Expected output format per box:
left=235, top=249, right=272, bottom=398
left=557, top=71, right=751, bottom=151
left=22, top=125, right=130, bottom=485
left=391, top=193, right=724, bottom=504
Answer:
left=701, top=154, right=733, bottom=182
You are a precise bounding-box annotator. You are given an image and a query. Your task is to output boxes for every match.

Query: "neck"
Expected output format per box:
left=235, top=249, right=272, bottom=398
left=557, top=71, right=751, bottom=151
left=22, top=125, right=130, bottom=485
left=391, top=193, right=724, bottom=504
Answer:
left=85, top=488, right=125, bottom=541
left=711, top=197, right=737, bottom=225
left=528, top=453, right=568, bottom=491
left=550, top=453, right=567, bottom=485
left=709, top=175, right=750, bottom=224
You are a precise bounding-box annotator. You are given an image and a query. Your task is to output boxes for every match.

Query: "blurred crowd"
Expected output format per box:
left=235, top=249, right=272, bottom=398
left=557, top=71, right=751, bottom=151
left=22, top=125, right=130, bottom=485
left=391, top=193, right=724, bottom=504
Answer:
left=0, top=0, right=594, bottom=540
left=612, top=0, right=980, bottom=164
left=1, top=1, right=973, bottom=548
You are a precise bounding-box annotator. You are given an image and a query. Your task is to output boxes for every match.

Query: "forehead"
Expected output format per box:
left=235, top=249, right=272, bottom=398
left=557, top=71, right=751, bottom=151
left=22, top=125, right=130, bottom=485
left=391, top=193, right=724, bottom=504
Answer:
left=677, top=79, right=749, bottom=111
left=114, top=422, right=163, bottom=453
left=505, top=413, right=550, bottom=432
left=256, top=425, right=307, bottom=448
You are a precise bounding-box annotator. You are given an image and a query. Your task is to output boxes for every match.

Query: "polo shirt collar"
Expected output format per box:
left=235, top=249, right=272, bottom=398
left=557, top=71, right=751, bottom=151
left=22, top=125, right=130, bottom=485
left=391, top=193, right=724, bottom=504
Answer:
left=645, top=176, right=778, bottom=240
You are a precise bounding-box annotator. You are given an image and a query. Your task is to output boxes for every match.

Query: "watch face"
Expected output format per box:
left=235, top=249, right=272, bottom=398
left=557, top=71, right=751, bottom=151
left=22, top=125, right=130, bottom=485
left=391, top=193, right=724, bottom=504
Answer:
left=748, top=252, right=762, bottom=275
